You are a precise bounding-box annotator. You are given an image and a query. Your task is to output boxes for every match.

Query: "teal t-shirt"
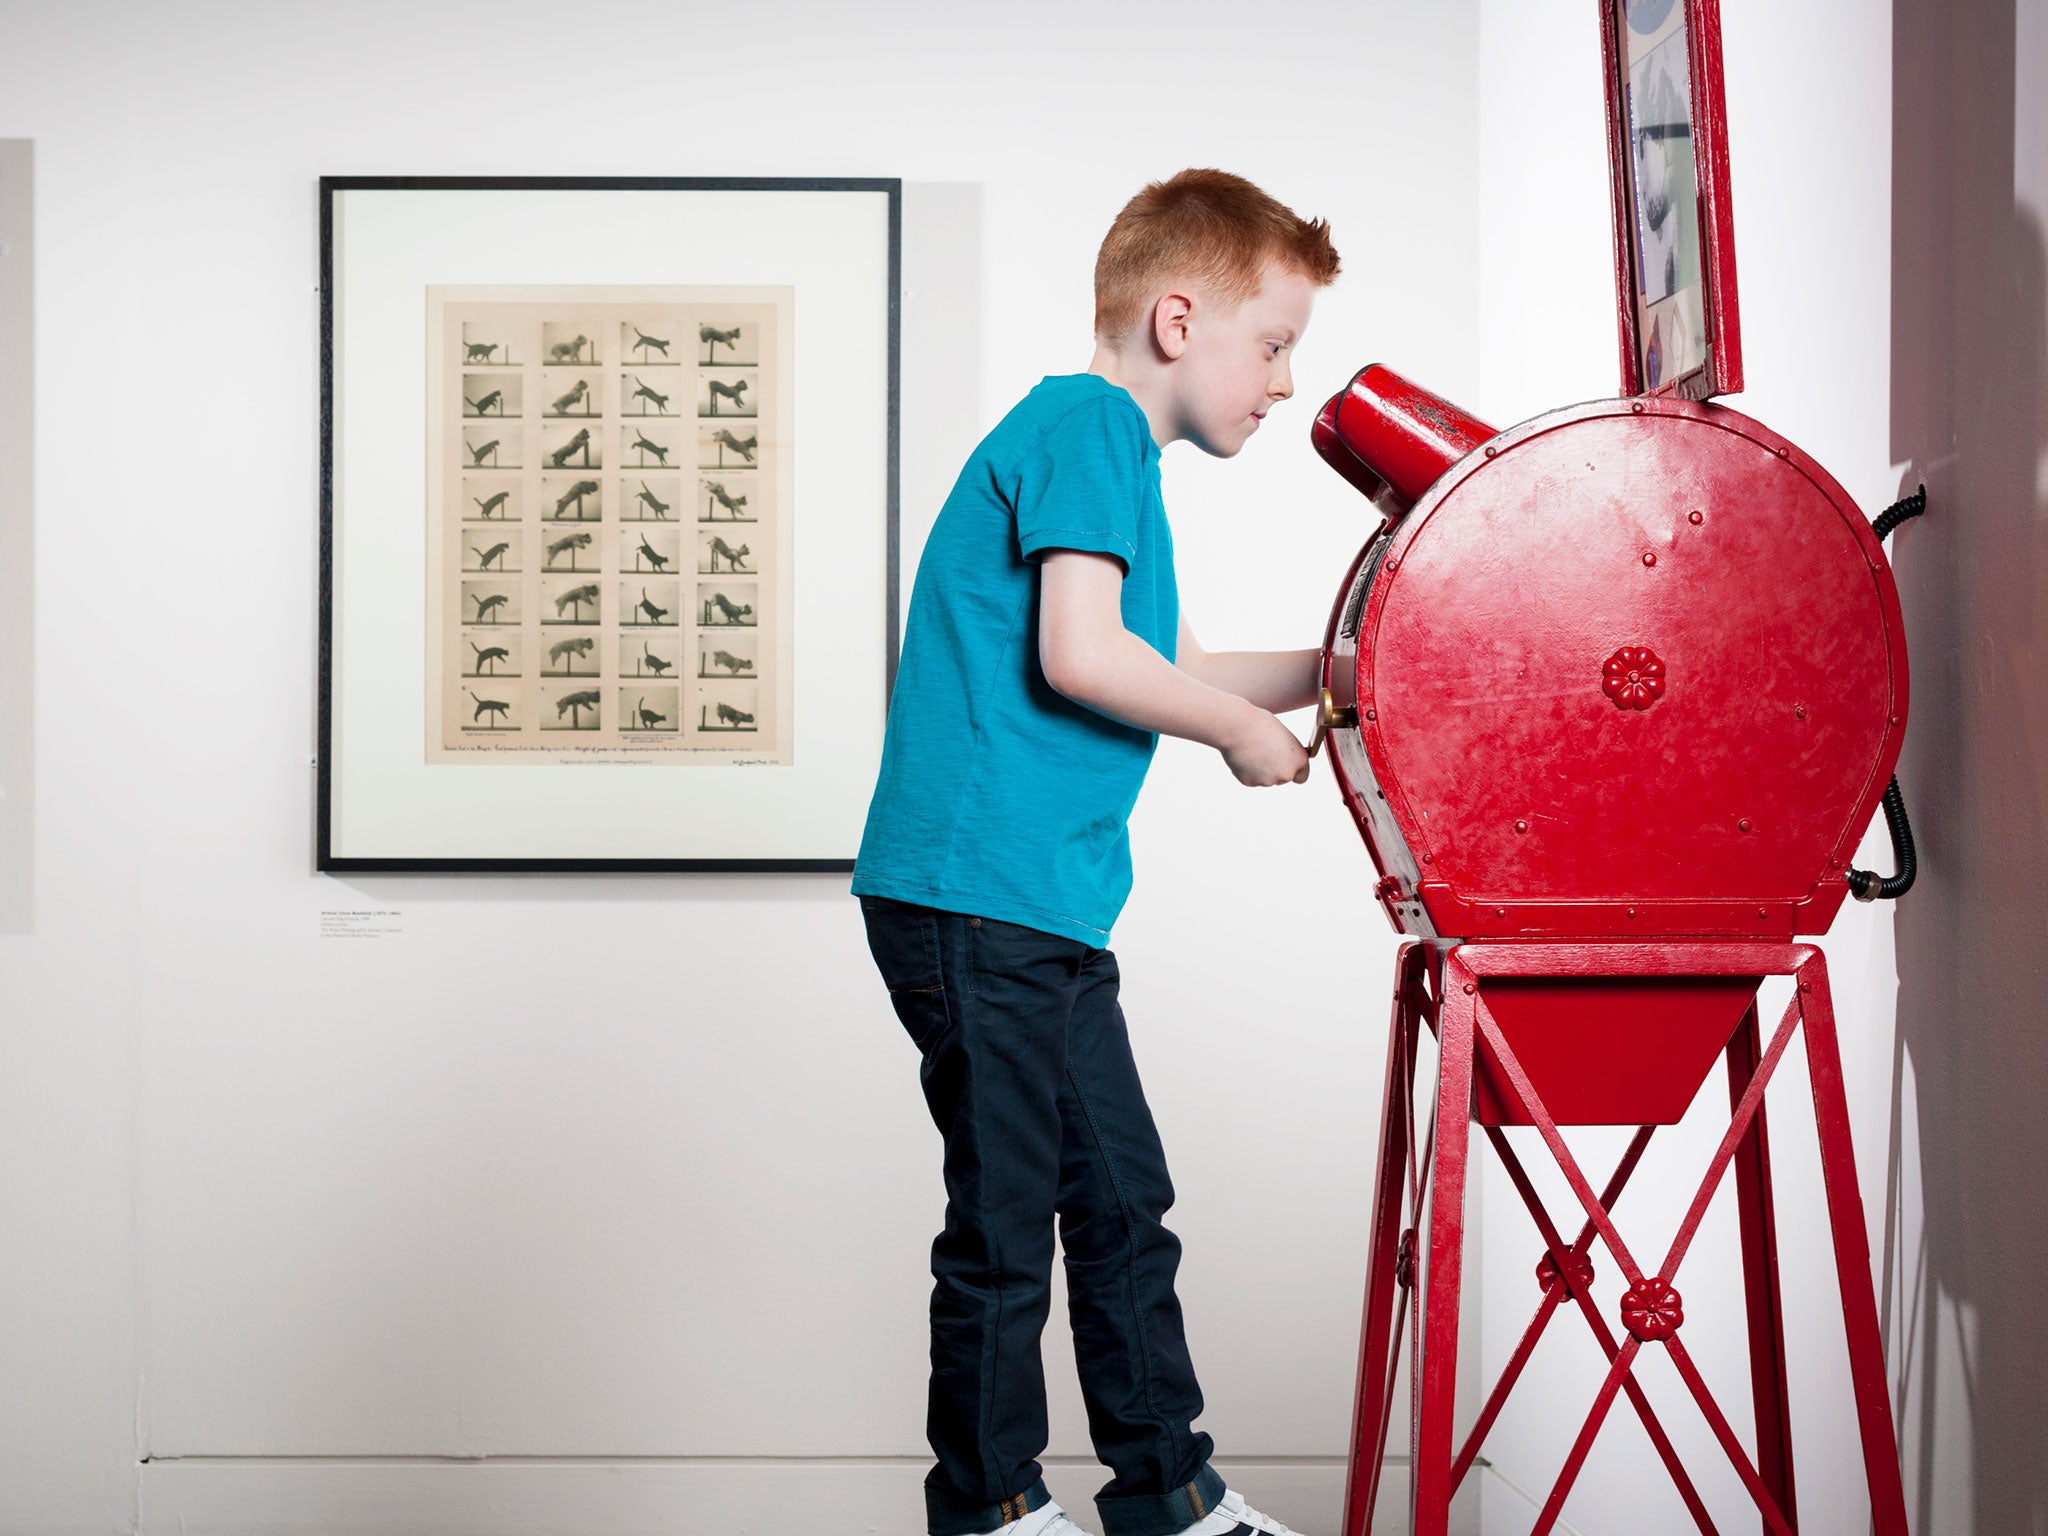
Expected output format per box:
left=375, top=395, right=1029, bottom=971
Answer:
left=850, top=374, right=1178, bottom=946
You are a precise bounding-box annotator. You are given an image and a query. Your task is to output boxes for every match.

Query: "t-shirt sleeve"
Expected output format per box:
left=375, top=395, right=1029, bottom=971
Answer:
left=1011, top=395, right=1150, bottom=572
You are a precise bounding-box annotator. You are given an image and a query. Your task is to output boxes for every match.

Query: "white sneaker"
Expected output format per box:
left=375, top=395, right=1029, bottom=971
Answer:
left=968, top=1499, right=1101, bottom=1536
left=1173, top=1487, right=1307, bottom=1536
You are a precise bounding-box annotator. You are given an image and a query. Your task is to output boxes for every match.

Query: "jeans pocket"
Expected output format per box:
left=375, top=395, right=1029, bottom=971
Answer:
left=967, top=911, right=1094, bottom=989
left=861, top=898, right=954, bottom=1056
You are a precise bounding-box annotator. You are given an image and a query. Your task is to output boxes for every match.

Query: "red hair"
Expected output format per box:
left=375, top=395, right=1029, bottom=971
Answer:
left=1094, top=168, right=1340, bottom=339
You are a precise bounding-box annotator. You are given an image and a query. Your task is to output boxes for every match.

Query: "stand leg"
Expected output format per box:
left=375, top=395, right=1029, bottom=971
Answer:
left=1342, top=943, right=1423, bottom=1536
left=1727, top=1000, right=1798, bottom=1535
left=1412, top=949, right=1476, bottom=1536
left=1796, top=953, right=1911, bottom=1536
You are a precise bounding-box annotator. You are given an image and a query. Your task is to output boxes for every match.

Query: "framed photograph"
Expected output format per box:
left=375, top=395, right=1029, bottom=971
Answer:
left=1598, top=0, right=1742, bottom=398
left=319, top=176, right=900, bottom=870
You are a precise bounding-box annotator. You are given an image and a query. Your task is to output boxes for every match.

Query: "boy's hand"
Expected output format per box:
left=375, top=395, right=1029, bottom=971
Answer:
left=1221, top=704, right=1311, bottom=787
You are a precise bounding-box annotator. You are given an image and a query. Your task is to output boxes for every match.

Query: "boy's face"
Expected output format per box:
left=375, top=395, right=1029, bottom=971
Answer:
left=1167, top=263, right=1317, bottom=457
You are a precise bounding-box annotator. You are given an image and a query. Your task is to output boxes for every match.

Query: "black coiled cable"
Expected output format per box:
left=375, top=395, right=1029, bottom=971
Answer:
left=1872, top=483, right=1927, bottom=541
left=1845, top=485, right=1927, bottom=901
left=1848, top=776, right=1916, bottom=901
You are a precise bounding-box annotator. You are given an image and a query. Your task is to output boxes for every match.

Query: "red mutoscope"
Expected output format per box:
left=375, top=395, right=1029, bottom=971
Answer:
left=1308, top=4, right=1919, bottom=1533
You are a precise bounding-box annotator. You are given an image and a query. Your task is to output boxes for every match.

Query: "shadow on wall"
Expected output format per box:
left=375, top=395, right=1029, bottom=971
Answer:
left=1888, top=0, right=2048, bottom=1531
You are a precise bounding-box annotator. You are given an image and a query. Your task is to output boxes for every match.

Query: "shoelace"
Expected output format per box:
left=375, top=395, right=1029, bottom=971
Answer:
left=1230, top=1501, right=1298, bottom=1536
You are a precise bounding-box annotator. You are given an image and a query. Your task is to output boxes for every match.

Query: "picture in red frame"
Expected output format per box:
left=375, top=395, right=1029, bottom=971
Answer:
left=1599, top=0, right=1743, bottom=399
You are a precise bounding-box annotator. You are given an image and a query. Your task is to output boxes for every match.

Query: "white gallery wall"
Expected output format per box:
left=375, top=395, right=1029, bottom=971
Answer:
left=15, top=1, right=2034, bottom=1532
left=0, top=4, right=1480, bottom=1534
left=0, top=140, right=29, bottom=935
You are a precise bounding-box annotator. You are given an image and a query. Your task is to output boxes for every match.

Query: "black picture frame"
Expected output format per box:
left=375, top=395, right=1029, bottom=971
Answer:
left=318, top=176, right=901, bottom=872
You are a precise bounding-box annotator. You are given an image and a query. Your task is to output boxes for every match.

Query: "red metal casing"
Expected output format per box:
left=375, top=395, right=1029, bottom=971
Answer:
left=1316, top=372, right=1907, bottom=942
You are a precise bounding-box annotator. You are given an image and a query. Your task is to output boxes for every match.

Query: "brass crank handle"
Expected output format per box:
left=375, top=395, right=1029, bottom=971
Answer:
left=1306, top=687, right=1360, bottom=758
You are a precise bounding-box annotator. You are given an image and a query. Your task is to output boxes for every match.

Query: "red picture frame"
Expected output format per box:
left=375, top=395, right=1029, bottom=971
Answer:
left=1599, top=0, right=1743, bottom=399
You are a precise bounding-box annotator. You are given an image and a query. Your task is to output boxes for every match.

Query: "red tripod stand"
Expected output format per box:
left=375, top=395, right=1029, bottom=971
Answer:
left=1341, top=941, right=1910, bottom=1536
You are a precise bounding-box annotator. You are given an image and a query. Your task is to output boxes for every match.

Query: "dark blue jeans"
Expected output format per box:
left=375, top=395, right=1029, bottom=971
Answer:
left=859, top=896, right=1227, bottom=1536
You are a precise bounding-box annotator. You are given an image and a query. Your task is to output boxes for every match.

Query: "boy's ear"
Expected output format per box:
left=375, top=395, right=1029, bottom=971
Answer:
left=1150, top=290, right=1194, bottom=362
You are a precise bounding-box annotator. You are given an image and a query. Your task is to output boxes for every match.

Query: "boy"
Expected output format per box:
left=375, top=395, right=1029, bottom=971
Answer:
left=852, top=168, right=1339, bottom=1536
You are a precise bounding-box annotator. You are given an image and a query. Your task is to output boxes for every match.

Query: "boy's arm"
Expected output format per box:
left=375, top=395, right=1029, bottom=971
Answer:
left=1174, top=615, right=1321, bottom=715
left=1038, top=550, right=1309, bottom=787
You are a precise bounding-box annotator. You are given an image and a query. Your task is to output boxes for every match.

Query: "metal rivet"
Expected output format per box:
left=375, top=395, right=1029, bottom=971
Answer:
left=1688, top=510, right=1703, bottom=525
left=1739, top=818, right=1752, bottom=833
left=1643, top=552, right=1658, bottom=567
left=1631, top=401, right=1645, bottom=413
left=1776, top=446, right=1790, bottom=458
left=1463, top=983, right=1477, bottom=995
left=1485, top=444, right=1498, bottom=457
left=1421, top=853, right=1434, bottom=864
left=1626, top=907, right=1636, bottom=919
left=1496, top=907, right=1507, bottom=918
left=1514, top=819, right=1528, bottom=834
left=1890, top=716, right=1901, bottom=727
left=1384, top=557, right=1399, bottom=572
left=1795, top=705, right=1807, bottom=720
left=1799, top=981, right=1812, bottom=992
left=1758, top=908, right=1769, bottom=919
left=1365, top=708, right=1377, bottom=721
left=970, top=917, right=982, bottom=927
